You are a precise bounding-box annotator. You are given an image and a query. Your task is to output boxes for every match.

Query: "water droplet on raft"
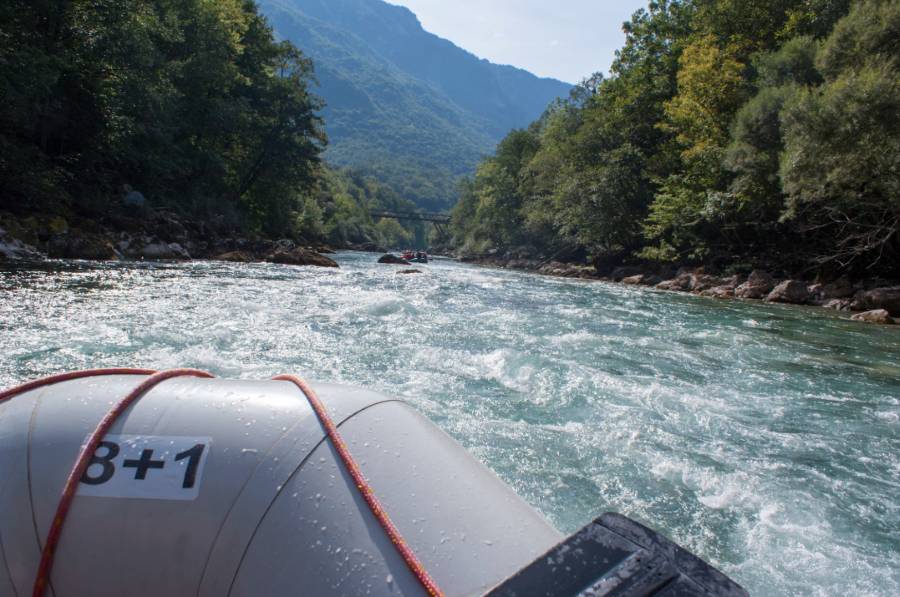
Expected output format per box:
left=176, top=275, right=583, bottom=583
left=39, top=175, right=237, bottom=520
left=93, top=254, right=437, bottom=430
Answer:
left=386, top=574, right=393, bottom=585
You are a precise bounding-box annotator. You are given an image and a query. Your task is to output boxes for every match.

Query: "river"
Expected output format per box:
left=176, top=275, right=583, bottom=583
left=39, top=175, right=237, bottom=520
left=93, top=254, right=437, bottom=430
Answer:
left=1, top=252, right=898, bottom=596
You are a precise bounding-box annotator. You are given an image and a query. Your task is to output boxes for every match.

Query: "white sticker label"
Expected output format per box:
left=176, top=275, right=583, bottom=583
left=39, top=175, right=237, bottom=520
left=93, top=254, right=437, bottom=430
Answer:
left=77, top=435, right=212, bottom=501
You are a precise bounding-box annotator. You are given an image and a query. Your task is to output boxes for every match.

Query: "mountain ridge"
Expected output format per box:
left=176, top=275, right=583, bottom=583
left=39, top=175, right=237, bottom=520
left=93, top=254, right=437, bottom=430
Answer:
left=258, top=0, right=572, bottom=210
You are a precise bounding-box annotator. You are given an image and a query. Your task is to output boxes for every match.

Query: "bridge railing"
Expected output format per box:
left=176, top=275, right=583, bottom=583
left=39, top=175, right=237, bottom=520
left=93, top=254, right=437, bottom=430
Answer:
left=370, top=210, right=451, bottom=224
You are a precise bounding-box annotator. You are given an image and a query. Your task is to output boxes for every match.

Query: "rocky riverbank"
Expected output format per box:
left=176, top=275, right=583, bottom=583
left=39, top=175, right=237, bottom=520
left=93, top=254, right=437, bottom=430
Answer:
left=0, top=210, right=339, bottom=268
left=462, top=255, right=900, bottom=325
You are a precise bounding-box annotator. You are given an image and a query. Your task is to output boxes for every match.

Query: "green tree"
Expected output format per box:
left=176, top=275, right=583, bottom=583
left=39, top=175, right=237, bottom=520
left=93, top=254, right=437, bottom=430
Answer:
left=0, top=0, right=325, bottom=238
left=375, top=218, right=413, bottom=248
left=644, top=35, right=752, bottom=260
left=710, top=36, right=822, bottom=262
left=448, top=0, right=890, bottom=280
left=780, top=0, right=900, bottom=272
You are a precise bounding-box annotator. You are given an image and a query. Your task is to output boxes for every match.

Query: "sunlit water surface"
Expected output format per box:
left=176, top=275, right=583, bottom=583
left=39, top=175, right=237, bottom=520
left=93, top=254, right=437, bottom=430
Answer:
left=1, top=252, right=898, bottom=596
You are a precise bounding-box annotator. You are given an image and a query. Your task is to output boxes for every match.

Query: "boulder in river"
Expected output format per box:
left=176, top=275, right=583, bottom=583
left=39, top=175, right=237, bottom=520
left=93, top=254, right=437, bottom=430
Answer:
left=851, top=287, right=900, bottom=316
left=766, top=280, right=810, bottom=304
left=268, top=248, right=339, bottom=268
left=851, top=309, right=895, bottom=325
left=397, top=269, right=422, bottom=275
left=734, top=270, right=775, bottom=299
left=378, top=254, right=411, bottom=265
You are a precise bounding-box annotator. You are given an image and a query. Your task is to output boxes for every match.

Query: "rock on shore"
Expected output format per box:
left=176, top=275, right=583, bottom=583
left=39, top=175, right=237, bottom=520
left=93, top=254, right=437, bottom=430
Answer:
left=735, top=270, right=776, bottom=299
left=701, top=285, right=737, bottom=299
left=808, top=279, right=855, bottom=305
left=0, top=227, right=44, bottom=260
left=851, top=287, right=900, bottom=316
left=539, top=262, right=597, bottom=278
left=214, top=250, right=256, bottom=263
left=656, top=275, right=692, bottom=291
left=0, top=212, right=340, bottom=268
left=461, top=251, right=900, bottom=326
left=48, top=232, right=120, bottom=260
left=766, top=280, right=809, bottom=304
left=128, top=240, right=191, bottom=260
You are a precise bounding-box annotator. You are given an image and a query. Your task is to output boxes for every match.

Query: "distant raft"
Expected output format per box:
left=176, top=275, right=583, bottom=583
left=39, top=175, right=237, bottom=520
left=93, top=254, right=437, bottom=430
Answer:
left=0, top=371, right=746, bottom=596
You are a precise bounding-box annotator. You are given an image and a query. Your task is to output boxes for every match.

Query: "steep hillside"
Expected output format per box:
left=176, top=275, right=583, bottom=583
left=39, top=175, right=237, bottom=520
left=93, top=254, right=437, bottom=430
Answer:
left=259, top=0, right=571, bottom=210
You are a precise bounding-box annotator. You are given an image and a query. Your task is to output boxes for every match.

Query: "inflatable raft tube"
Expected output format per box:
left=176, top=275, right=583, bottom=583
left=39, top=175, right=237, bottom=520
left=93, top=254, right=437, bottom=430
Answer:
left=0, top=371, right=747, bottom=597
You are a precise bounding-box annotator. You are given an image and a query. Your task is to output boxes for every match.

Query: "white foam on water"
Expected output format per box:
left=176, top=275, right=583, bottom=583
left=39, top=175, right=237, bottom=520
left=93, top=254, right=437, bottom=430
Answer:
left=1, top=253, right=898, bottom=596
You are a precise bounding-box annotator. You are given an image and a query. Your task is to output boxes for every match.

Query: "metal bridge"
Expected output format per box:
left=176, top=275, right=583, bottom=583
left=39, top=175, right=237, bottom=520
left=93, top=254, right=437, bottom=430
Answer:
left=370, top=210, right=451, bottom=237
left=369, top=210, right=451, bottom=224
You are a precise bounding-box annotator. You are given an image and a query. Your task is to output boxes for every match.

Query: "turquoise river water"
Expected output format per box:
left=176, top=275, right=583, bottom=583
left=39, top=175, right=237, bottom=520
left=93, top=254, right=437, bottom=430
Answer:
left=1, top=252, right=898, bottom=595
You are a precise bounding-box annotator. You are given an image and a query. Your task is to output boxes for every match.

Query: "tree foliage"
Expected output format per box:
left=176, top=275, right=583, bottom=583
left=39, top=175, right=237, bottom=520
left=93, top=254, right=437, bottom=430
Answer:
left=451, top=0, right=897, bottom=278
left=312, top=167, right=426, bottom=249
left=780, top=0, right=900, bottom=270
left=0, top=0, right=325, bottom=237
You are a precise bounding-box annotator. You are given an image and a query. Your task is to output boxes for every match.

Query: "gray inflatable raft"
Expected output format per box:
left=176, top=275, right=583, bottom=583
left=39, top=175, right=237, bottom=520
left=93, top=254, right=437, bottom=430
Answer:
left=0, top=374, right=747, bottom=596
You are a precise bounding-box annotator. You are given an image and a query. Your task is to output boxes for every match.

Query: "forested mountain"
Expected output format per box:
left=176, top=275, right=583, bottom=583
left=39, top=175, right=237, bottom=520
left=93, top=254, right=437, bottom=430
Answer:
left=451, top=0, right=900, bottom=279
left=0, top=0, right=428, bottom=250
left=258, top=0, right=572, bottom=210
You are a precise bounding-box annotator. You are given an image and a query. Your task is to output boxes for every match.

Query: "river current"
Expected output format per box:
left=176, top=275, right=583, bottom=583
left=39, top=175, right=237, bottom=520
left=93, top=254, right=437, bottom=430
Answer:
left=1, top=252, right=898, bottom=595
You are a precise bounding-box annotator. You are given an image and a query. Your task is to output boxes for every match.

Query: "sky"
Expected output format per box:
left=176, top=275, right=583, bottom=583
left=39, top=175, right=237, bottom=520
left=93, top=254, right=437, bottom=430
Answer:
left=386, top=0, right=649, bottom=84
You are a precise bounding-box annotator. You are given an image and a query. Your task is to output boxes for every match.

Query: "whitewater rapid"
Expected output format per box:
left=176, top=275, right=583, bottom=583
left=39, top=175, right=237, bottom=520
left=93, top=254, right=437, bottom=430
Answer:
left=1, top=252, right=898, bottom=595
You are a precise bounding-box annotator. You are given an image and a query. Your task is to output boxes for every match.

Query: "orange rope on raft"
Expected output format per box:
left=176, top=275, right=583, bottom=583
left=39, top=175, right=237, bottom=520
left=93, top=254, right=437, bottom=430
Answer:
left=273, top=374, right=445, bottom=597
left=0, top=368, right=157, bottom=404
left=0, top=368, right=215, bottom=597
left=0, top=369, right=444, bottom=597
